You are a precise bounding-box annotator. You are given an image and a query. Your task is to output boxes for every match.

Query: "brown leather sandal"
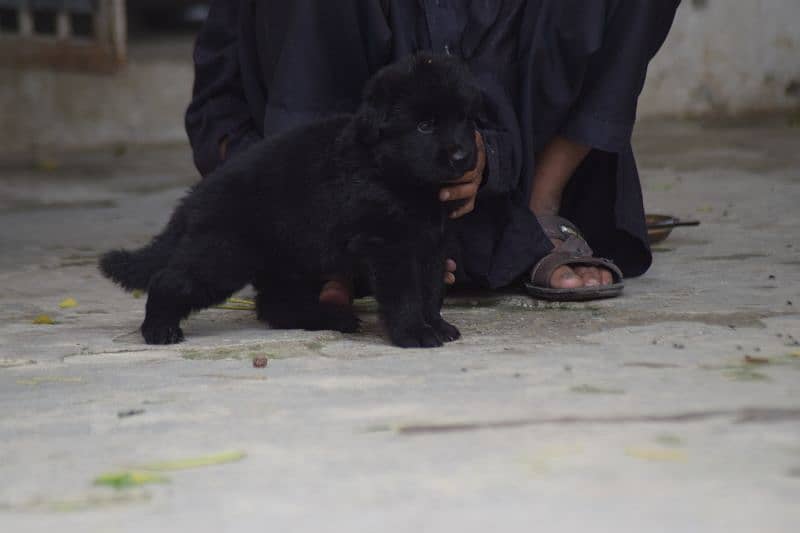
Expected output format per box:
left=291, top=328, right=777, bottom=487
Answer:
left=524, top=215, right=624, bottom=301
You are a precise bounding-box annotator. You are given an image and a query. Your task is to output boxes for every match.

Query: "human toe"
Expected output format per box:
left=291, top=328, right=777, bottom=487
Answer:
left=550, top=265, right=584, bottom=289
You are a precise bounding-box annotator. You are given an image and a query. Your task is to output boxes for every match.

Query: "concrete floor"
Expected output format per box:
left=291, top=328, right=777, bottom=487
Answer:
left=0, top=117, right=798, bottom=532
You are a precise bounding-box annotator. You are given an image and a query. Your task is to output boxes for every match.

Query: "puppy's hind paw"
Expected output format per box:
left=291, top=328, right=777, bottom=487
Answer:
left=141, top=323, right=184, bottom=345
left=391, top=324, right=443, bottom=349
left=431, top=318, right=460, bottom=342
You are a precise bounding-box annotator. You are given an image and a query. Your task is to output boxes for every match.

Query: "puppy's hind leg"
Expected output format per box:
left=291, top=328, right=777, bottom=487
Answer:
left=141, top=269, right=193, bottom=345
left=141, top=234, right=255, bottom=345
left=255, top=281, right=360, bottom=333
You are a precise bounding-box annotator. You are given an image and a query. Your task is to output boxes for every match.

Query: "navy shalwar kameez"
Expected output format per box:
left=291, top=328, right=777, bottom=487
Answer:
left=185, top=0, right=682, bottom=289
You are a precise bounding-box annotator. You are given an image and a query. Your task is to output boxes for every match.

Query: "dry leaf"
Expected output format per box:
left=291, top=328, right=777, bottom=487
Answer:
left=625, top=447, right=686, bottom=462
left=137, top=450, right=246, bottom=471
left=32, top=314, right=56, bottom=325
left=59, top=297, right=78, bottom=309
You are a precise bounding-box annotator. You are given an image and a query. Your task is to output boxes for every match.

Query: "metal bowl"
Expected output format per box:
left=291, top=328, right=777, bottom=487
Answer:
left=646, top=214, right=700, bottom=244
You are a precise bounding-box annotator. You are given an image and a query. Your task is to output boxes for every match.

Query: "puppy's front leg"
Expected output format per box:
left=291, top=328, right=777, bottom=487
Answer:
left=419, top=246, right=460, bottom=342
left=369, top=253, right=442, bottom=348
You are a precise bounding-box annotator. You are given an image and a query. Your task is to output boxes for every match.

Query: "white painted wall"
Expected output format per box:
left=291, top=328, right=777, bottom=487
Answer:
left=640, top=0, right=800, bottom=116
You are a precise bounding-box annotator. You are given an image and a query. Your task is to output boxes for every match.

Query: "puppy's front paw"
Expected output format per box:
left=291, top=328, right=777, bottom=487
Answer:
left=431, top=318, right=460, bottom=342
left=391, top=324, right=443, bottom=349
left=141, top=322, right=184, bottom=345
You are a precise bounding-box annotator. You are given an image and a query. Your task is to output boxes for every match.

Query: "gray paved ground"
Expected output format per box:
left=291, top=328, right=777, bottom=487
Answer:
left=0, top=117, right=798, bottom=532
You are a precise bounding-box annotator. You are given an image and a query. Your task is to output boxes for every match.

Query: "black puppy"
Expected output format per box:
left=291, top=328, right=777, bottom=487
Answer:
left=99, top=53, right=481, bottom=348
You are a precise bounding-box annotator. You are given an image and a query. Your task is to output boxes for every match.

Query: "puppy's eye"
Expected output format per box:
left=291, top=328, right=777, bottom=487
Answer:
left=417, top=120, right=435, bottom=134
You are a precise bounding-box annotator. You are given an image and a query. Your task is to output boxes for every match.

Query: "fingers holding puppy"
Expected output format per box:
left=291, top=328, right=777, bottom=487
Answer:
left=444, top=258, right=457, bottom=285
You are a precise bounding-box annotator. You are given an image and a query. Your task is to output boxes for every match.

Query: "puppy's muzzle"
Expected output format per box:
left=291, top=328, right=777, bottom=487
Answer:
left=447, top=144, right=477, bottom=174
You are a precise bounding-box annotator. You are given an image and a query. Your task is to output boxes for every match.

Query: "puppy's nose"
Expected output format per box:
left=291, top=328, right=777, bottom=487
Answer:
left=448, top=146, right=468, bottom=163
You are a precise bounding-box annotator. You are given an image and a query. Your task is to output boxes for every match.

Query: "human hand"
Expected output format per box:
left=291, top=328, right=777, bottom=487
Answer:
left=445, top=258, right=457, bottom=285
left=439, top=131, right=486, bottom=219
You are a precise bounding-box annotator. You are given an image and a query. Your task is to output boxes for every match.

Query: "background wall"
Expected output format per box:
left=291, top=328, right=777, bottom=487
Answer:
left=640, top=0, right=800, bottom=116
left=1, top=0, right=799, bottom=157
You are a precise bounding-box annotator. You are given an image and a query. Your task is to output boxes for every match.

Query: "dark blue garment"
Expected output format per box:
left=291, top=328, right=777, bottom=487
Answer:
left=185, top=0, right=681, bottom=288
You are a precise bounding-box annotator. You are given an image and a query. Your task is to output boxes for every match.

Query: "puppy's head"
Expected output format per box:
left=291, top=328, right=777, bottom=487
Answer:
left=356, top=53, right=483, bottom=185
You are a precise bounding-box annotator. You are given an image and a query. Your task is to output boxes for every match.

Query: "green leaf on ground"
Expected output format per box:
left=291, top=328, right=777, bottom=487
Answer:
left=138, top=450, right=247, bottom=472
left=1, top=492, right=152, bottom=512
left=94, top=471, right=169, bottom=489
left=725, top=368, right=771, bottom=382
left=654, top=434, right=685, bottom=447
left=214, top=297, right=256, bottom=311
left=227, top=297, right=255, bottom=306
left=16, top=376, right=83, bottom=385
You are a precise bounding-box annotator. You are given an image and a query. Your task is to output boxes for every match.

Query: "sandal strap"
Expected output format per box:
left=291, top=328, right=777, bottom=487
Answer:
left=532, top=215, right=623, bottom=288
left=537, top=214, right=593, bottom=256
left=537, top=215, right=585, bottom=241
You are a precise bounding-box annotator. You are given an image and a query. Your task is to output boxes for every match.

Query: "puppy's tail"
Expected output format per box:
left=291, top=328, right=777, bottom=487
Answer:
left=99, top=211, right=185, bottom=291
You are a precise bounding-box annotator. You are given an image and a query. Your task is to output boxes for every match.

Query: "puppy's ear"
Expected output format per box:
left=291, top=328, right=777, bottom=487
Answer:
left=357, top=66, right=405, bottom=144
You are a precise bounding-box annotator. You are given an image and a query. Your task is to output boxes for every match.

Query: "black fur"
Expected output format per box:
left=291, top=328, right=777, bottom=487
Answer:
left=99, top=53, right=481, bottom=348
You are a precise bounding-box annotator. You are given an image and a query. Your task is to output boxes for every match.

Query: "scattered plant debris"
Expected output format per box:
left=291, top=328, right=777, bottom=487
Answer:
left=16, top=376, right=83, bottom=385
left=215, top=297, right=256, bottom=311
left=625, top=447, right=686, bottom=462
left=94, top=471, right=168, bottom=489
left=117, top=409, right=146, bottom=419
left=725, top=368, right=771, bottom=382
left=623, top=362, right=681, bottom=369
left=0, top=358, right=35, bottom=368
left=570, top=384, right=625, bottom=395
left=138, top=450, right=246, bottom=472
left=58, top=297, right=78, bottom=309
left=4, top=492, right=152, bottom=512
left=32, top=314, right=56, bottom=325
left=654, top=434, right=684, bottom=447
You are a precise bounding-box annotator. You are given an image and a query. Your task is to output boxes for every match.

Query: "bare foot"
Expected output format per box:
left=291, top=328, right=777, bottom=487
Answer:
left=319, top=276, right=352, bottom=306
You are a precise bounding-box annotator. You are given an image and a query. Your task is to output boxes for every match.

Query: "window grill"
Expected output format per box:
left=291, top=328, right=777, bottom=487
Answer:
left=0, top=0, right=126, bottom=72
